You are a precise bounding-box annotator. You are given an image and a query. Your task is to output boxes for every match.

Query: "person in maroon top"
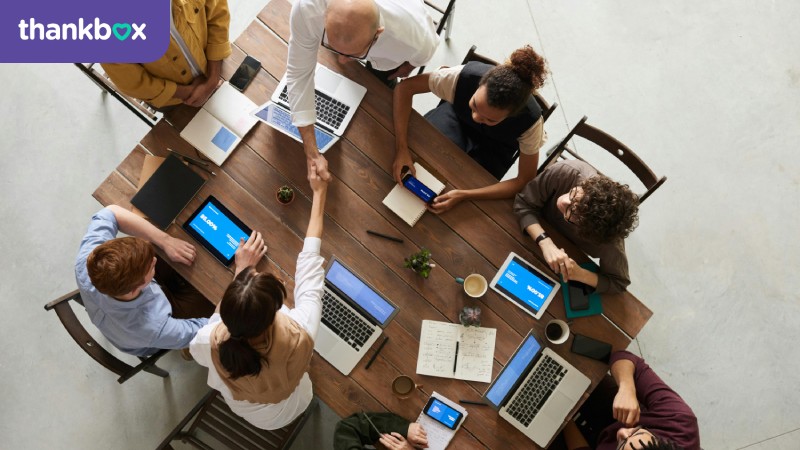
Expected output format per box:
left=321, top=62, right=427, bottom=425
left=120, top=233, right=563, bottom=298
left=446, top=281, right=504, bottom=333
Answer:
left=561, top=351, right=700, bottom=450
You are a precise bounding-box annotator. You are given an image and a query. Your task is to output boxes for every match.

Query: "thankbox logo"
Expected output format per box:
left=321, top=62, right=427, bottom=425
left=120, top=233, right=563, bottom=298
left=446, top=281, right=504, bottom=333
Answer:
left=2, top=0, right=168, bottom=63
left=18, top=18, right=147, bottom=41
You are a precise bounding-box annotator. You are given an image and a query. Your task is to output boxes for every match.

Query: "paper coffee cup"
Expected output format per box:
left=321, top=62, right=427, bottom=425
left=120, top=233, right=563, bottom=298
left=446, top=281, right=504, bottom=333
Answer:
left=545, top=319, right=569, bottom=345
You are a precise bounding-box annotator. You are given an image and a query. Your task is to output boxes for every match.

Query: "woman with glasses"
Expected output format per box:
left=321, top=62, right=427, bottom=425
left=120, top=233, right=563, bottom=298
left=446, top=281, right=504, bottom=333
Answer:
left=513, top=160, right=639, bottom=294
left=392, top=44, right=549, bottom=213
left=560, top=351, right=700, bottom=450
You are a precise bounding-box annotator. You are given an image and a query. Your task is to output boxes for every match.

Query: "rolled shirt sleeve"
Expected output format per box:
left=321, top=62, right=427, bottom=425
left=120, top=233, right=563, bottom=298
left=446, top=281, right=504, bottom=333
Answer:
left=285, top=237, right=325, bottom=339
left=286, top=0, right=324, bottom=127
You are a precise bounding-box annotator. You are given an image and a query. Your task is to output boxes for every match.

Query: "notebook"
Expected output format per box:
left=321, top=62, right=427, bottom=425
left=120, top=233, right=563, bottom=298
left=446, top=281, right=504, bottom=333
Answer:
left=382, top=163, right=446, bottom=226
left=180, top=83, right=258, bottom=166
left=482, top=330, right=590, bottom=447
left=130, top=154, right=205, bottom=230
left=416, top=320, right=496, bottom=383
left=314, top=257, right=400, bottom=376
left=415, top=392, right=468, bottom=450
left=563, top=262, right=602, bottom=319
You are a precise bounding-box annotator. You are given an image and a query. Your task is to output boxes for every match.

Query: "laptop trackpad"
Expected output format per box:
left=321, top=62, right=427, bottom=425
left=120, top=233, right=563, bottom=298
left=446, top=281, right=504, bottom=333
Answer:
left=316, top=67, right=342, bottom=93
left=315, top=328, right=338, bottom=355
left=545, top=391, right=575, bottom=420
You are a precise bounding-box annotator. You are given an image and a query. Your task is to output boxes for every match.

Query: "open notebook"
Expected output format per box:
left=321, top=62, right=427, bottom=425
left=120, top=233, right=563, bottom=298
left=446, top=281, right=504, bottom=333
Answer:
left=382, top=163, right=446, bottom=227
left=180, top=83, right=258, bottom=166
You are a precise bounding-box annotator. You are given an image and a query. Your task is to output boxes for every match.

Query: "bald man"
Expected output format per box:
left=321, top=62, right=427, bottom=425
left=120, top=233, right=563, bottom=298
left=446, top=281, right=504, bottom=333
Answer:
left=287, top=0, right=439, bottom=181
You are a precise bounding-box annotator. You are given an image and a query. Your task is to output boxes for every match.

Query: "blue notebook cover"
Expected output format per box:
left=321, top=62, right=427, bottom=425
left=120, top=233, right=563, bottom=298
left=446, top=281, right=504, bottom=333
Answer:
left=562, top=262, right=602, bottom=319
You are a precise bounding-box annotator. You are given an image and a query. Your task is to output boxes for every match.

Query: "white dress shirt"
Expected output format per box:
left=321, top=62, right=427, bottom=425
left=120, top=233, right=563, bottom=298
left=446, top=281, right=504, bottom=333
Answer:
left=286, top=0, right=439, bottom=126
left=190, top=237, right=325, bottom=430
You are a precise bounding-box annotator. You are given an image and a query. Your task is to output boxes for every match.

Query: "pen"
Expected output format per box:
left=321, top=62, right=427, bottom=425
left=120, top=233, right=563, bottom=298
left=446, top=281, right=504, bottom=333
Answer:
left=459, top=400, right=488, bottom=406
left=364, top=336, right=389, bottom=370
left=183, top=157, right=217, bottom=176
left=167, top=148, right=209, bottom=167
left=367, top=230, right=404, bottom=243
left=362, top=411, right=384, bottom=436
left=453, top=341, right=459, bottom=374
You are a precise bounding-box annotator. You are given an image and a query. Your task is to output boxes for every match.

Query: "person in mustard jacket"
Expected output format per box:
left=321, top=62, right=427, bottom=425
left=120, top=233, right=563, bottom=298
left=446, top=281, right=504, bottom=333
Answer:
left=102, top=0, right=231, bottom=108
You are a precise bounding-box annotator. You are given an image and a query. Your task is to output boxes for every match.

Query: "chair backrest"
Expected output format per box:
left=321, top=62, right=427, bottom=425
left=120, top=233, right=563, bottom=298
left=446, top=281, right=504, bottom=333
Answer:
left=460, top=45, right=557, bottom=122
left=539, top=115, right=667, bottom=204
left=415, top=0, right=457, bottom=74
left=75, top=63, right=160, bottom=127
left=156, top=390, right=317, bottom=450
left=44, top=290, right=169, bottom=383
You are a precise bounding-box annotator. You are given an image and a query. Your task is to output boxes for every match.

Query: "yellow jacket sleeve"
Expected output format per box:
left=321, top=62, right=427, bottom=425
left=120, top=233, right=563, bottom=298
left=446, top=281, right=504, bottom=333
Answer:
left=100, top=63, right=178, bottom=108
left=204, top=0, right=231, bottom=61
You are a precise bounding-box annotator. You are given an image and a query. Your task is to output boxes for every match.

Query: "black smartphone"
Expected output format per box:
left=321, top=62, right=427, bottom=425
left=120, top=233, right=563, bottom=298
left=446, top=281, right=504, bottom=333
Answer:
left=571, top=334, right=612, bottom=363
left=401, top=171, right=437, bottom=203
left=230, top=56, right=261, bottom=92
left=567, top=280, right=592, bottom=311
left=423, top=397, right=464, bottom=430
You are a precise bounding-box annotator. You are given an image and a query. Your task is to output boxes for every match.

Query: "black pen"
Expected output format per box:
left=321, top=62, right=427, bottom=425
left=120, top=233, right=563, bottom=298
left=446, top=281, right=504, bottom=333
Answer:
left=367, top=230, right=404, bottom=243
left=364, top=336, right=389, bottom=370
left=167, top=148, right=209, bottom=167
left=453, top=341, right=459, bottom=374
left=459, top=400, right=488, bottom=406
left=183, top=157, right=217, bottom=176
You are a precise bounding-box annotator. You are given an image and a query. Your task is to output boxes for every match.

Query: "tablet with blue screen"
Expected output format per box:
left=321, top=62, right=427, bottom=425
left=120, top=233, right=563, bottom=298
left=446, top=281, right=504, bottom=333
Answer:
left=490, top=252, right=560, bottom=320
left=183, top=196, right=252, bottom=266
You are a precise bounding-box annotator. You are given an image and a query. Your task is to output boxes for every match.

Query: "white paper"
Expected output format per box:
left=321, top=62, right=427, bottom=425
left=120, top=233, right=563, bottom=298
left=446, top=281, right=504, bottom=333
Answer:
left=415, top=392, right=468, bottom=450
left=416, top=320, right=496, bottom=383
left=382, top=163, right=446, bottom=227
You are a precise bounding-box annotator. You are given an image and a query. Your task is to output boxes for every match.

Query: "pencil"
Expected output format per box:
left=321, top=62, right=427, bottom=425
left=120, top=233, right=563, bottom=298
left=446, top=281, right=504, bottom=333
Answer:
left=367, top=230, right=404, bottom=243
left=459, top=400, right=488, bottom=406
left=167, top=148, right=209, bottom=167
left=364, top=336, right=389, bottom=370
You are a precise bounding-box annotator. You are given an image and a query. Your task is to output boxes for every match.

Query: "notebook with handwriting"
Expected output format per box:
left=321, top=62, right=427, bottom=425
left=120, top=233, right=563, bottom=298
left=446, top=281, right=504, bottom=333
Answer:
left=382, top=163, right=445, bottom=227
left=416, top=320, right=496, bottom=383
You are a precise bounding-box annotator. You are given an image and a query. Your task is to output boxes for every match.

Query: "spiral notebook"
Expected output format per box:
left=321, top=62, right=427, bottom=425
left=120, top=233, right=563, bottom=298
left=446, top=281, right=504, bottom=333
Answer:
left=382, top=163, right=445, bottom=227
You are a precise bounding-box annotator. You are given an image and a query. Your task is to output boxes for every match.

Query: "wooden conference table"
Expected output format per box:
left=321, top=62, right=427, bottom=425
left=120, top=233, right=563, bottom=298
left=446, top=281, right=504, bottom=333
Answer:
left=93, top=1, right=652, bottom=447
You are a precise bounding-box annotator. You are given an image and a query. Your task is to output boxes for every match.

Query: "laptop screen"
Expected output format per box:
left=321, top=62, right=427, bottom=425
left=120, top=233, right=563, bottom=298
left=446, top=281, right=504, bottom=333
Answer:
left=326, top=260, right=396, bottom=326
left=484, top=333, right=542, bottom=409
left=494, top=256, right=556, bottom=314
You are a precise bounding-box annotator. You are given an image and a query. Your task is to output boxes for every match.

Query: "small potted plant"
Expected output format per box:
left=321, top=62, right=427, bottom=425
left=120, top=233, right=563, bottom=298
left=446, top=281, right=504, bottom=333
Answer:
left=459, top=306, right=482, bottom=327
left=276, top=185, right=294, bottom=205
left=404, top=248, right=435, bottom=278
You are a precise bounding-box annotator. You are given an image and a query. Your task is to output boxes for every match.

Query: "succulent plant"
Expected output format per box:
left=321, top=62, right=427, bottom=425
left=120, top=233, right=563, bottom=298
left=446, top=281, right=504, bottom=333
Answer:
left=404, top=248, right=434, bottom=278
left=459, top=306, right=482, bottom=327
left=277, top=185, right=294, bottom=203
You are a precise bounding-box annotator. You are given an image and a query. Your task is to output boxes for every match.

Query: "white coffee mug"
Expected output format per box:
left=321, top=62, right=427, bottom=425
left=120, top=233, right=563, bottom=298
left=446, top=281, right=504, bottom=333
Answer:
left=456, top=273, right=488, bottom=298
left=545, top=319, right=569, bottom=345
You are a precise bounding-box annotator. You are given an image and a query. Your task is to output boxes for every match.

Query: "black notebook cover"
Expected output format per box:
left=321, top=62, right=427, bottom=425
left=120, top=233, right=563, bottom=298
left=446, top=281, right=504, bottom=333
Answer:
left=131, top=154, right=206, bottom=230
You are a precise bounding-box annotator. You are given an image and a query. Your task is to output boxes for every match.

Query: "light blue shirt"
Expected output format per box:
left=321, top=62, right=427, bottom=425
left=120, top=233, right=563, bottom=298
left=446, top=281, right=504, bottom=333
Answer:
left=74, top=208, right=208, bottom=356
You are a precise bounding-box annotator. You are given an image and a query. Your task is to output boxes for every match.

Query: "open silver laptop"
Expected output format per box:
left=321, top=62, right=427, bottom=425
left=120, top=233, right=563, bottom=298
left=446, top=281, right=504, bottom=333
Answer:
left=252, top=64, right=367, bottom=153
left=482, top=330, right=590, bottom=447
left=315, top=257, right=399, bottom=376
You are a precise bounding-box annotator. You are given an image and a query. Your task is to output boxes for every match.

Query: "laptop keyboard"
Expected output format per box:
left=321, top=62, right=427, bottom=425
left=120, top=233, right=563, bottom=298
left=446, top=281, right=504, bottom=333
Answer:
left=321, top=290, right=374, bottom=351
left=279, top=86, right=349, bottom=130
left=506, top=354, right=568, bottom=427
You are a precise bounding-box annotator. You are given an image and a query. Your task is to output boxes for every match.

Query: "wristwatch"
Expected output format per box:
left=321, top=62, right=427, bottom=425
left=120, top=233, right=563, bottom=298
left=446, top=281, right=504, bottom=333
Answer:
left=534, top=232, right=550, bottom=245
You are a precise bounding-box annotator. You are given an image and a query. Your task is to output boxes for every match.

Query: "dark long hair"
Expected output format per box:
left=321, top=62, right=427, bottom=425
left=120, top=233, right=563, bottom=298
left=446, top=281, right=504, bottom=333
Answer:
left=479, top=45, right=549, bottom=114
left=218, top=267, right=286, bottom=379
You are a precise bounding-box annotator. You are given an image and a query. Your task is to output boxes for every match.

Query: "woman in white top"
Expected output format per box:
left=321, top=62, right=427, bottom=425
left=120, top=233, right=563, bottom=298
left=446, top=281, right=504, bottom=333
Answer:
left=190, top=168, right=329, bottom=429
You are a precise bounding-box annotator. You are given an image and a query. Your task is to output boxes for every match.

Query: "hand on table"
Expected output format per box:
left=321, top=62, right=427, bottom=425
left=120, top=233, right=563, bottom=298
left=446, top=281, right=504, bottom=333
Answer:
left=378, top=432, right=418, bottom=450
left=387, top=62, right=416, bottom=80
left=307, top=154, right=331, bottom=182
left=392, top=149, right=414, bottom=183
left=541, top=240, right=572, bottom=279
left=161, top=236, right=196, bottom=265
left=234, top=231, right=267, bottom=276
left=185, top=77, right=222, bottom=107
left=406, top=423, right=428, bottom=448
left=613, top=384, right=640, bottom=427
left=428, top=189, right=465, bottom=214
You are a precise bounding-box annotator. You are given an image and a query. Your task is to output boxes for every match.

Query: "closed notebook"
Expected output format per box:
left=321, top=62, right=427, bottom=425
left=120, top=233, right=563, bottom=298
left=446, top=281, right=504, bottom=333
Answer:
left=130, top=154, right=205, bottom=230
left=382, top=163, right=446, bottom=227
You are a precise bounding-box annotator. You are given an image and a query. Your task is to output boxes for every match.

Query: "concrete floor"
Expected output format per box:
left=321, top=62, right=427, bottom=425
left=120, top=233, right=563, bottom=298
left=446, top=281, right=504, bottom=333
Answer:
left=1, top=0, right=799, bottom=448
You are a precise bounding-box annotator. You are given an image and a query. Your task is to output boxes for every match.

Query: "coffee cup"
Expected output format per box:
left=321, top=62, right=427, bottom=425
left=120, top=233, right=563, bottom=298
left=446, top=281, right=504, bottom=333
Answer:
left=456, top=273, right=488, bottom=298
left=391, top=375, right=421, bottom=399
left=545, top=319, right=569, bottom=345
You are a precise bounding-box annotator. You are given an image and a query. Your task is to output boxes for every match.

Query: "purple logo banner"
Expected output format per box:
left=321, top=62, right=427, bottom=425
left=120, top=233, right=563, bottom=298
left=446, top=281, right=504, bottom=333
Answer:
left=1, top=0, right=169, bottom=63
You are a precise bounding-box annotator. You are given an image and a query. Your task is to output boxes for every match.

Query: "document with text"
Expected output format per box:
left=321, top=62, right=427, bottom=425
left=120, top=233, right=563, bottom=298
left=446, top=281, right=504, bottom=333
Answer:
left=416, top=320, right=496, bottom=383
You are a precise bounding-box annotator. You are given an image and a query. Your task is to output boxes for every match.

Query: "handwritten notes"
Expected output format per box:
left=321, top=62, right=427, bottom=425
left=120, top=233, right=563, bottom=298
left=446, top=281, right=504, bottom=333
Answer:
left=416, top=320, right=496, bottom=383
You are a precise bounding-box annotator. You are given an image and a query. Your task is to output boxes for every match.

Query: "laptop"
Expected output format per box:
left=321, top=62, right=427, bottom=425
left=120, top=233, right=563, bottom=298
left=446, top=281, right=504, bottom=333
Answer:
left=490, top=252, right=560, bottom=320
left=315, top=257, right=399, bottom=376
left=252, top=64, right=367, bottom=153
left=482, top=330, right=590, bottom=447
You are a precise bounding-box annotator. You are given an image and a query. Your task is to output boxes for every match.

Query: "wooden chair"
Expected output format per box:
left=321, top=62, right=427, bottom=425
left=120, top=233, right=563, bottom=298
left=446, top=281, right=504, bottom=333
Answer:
left=75, top=63, right=160, bottom=127
left=539, top=115, right=667, bottom=204
left=156, top=390, right=317, bottom=450
left=416, top=0, right=457, bottom=74
left=461, top=45, right=558, bottom=122
left=44, top=289, right=170, bottom=384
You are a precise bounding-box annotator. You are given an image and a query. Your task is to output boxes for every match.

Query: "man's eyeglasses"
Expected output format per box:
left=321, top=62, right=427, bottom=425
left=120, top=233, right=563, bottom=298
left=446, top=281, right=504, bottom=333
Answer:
left=616, top=426, right=655, bottom=450
left=320, top=28, right=378, bottom=61
left=564, top=187, right=580, bottom=225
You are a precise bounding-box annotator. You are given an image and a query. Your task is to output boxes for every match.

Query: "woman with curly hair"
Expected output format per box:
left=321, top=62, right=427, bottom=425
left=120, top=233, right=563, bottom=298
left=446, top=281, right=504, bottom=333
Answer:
left=513, top=160, right=639, bottom=294
left=392, top=44, right=549, bottom=213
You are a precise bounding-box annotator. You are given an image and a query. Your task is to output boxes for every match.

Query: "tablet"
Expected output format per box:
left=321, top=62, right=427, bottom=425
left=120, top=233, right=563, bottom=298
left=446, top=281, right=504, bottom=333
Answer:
left=490, top=252, right=560, bottom=320
left=183, top=196, right=252, bottom=266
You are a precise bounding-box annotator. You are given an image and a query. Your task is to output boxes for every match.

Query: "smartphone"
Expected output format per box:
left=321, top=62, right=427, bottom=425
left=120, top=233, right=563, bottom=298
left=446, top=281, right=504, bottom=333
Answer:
left=230, top=56, right=261, bottom=92
left=402, top=172, right=437, bottom=203
left=567, top=280, right=592, bottom=311
left=571, top=334, right=612, bottom=363
left=423, top=397, right=464, bottom=430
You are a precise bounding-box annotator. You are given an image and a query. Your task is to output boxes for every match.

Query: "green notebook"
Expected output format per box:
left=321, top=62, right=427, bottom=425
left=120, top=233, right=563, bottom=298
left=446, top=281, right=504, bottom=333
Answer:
left=562, top=262, right=602, bottom=318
